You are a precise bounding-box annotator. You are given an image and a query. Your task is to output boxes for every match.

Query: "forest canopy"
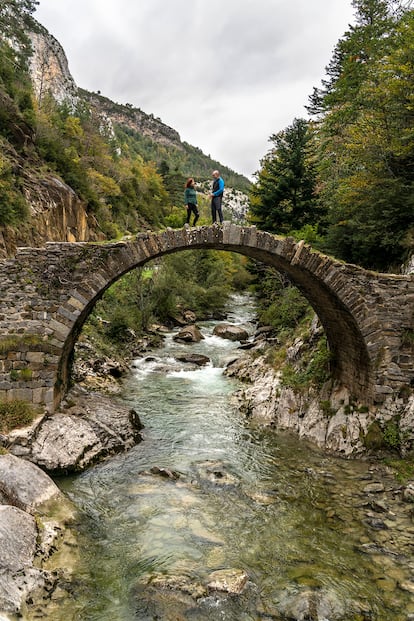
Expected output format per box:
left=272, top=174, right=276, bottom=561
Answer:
left=250, top=0, right=414, bottom=271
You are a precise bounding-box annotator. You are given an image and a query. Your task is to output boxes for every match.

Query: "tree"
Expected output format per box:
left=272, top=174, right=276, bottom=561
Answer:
left=308, top=0, right=414, bottom=269
left=0, top=0, right=39, bottom=68
left=249, top=118, right=320, bottom=234
left=308, top=0, right=397, bottom=118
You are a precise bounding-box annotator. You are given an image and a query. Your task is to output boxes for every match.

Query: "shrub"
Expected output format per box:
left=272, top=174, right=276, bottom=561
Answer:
left=0, top=400, right=39, bottom=433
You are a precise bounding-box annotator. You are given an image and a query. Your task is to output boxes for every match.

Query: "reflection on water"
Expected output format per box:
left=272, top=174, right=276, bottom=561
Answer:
left=49, top=294, right=414, bottom=621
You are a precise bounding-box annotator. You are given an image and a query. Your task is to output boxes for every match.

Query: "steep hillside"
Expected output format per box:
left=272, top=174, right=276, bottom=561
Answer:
left=79, top=89, right=250, bottom=193
left=0, top=20, right=250, bottom=257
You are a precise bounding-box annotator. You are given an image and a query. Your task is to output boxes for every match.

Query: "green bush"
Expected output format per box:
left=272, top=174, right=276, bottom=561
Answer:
left=0, top=400, right=39, bottom=433
left=280, top=336, right=331, bottom=391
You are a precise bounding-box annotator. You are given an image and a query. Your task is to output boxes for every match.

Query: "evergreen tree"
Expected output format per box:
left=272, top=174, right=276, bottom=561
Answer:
left=308, top=0, right=414, bottom=269
left=249, top=118, right=320, bottom=234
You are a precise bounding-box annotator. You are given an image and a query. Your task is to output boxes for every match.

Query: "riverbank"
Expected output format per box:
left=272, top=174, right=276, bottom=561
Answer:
left=20, top=309, right=414, bottom=620
left=225, top=314, right=414, bottom=461
left=1, top=298, right=414, bottom=619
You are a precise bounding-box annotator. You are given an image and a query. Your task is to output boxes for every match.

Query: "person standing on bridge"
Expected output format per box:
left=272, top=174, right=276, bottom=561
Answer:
left=184, top=178, right=199, bottom=227
left=210, top=170, right=224, bottom=224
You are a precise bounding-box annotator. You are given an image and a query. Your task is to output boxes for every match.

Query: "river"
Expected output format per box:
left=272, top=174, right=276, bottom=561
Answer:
left=48, top=294, right=414, bottom=621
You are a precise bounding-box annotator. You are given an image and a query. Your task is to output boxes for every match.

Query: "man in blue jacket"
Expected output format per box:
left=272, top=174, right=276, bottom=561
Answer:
left=210, top=170, right=224, bottom=224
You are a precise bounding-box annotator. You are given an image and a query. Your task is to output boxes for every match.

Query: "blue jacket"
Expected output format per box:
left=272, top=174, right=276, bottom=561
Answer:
left=212, top=177, right=224, bottom=197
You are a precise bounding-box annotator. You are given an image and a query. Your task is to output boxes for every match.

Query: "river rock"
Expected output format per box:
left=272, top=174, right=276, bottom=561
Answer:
left=0, top=454, right=61, bottom=513
left=402, top=482, right=414, bottom=503
left=173, top=324, right=204, bottom=343
left=213, top=323, right=249, bottom=342
left=133, top=573, right=207, bottom=619
left=175, top=353, right=210, bottom=366
left=183, top=310, right=197, bottom=323
left=194, top=460, right=240, bottom=487
left=207, top=568, right=249, bottom=594
left=277, top=588, right=346, bottom=620
left=149, top=466, right=180, bottom=480
left=363, top=482, right=385, bottom=494
left=0, top=505, right=56, bottom=615
left=7, top=389, right=144, bottom=474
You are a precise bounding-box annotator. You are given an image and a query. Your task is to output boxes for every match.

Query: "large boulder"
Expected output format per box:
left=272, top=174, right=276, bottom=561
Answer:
left=0, top=454, right=61, bottom=513
left=175, top=353, right=210, bottom=366
left=6, top=389, right=144, bottom=475
left=213, top=324, right=249, bottom=342
left=0, top=455, right=75, bottom=616
left=0, top=505, right=55, bottom=615
left=173, top=324, right=204, bottom=343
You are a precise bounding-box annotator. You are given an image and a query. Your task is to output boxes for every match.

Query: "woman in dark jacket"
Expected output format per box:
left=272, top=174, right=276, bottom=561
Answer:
left=184, top=178, right=199, bottom=226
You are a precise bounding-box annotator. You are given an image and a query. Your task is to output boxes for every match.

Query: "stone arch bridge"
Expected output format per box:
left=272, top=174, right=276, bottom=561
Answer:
left=0, top=224, right=413, bottom=412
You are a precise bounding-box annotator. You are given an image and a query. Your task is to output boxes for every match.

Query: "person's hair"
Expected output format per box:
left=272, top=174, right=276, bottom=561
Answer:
left=185, top=178, right=194, bottom=188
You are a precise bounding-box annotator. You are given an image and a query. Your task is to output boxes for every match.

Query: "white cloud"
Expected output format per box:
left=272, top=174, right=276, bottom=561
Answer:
left=35, top=0, right=355, bottom=178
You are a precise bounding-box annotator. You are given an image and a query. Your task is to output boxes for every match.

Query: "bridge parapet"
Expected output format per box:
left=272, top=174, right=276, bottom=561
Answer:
left=0, top=224, right=412, bottom=411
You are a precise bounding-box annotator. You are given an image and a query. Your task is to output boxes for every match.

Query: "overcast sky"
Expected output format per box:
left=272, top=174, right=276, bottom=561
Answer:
left=34, top=0, right=355, bottom=179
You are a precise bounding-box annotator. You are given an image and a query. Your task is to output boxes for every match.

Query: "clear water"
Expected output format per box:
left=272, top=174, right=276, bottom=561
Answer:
left=45, top=294, right=414, bottom=621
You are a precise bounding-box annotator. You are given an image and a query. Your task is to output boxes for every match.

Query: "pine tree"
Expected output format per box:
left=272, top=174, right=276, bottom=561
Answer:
left=249, top=118, right=320, bottom=235
left=309, top=0, right=414, bottom=269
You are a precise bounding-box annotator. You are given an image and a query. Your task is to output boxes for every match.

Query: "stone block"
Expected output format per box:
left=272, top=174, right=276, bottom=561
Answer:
left=11, top=361, right=26, bottom=370
left=222, top=223, right=242, bottom=246
left=66, top=295, right=85, bottom=312
left=32, top=388, right=45, bottom=404
left=10, top=388, right=33, bottom=402
left=43, top=388, right=54, bottom=403
left=48, top=318, right=70, bottom=339
left=57, top=306, right=80, bottom=323
left=26, top=352, right=45, bottom=365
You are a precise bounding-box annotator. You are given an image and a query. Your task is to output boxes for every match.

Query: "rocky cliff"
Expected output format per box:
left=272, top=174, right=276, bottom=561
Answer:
left=0, top=25, right=104, bottom=258
left=0, top=169, right=104, bottom=259
left=29, top=23, right=183, bottom=152
left=29, top=26, right=79, bottom=108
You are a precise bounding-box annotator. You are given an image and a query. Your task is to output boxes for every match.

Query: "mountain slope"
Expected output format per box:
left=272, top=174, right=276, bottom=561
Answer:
left=0, top=20, right=250, bottom=256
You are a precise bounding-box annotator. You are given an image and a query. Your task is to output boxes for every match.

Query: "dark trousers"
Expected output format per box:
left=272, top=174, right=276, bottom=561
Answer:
left=211, top=195, right=223, bottom=223
left=186, top=203, right=199, bottom=225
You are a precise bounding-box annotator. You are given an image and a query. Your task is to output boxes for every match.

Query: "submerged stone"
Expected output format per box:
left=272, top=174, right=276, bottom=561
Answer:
left=207, top=568, right=249, bottom=595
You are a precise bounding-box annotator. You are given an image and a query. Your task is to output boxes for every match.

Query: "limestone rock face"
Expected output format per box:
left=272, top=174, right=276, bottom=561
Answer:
left=29, top=26, right=78, bottom=107
left=82, top=91, right=182, bottom=149
left=226, top=348, right=414, bottom=457
left=0, top=172, right=105, bottom=258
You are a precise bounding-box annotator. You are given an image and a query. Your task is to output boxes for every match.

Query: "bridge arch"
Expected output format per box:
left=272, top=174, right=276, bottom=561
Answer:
left=0, top=224, right=412, bottom=411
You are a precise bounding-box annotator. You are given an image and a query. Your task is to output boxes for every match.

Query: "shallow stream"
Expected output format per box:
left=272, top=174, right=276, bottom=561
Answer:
left=49, top=295, right=414, bottom=620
